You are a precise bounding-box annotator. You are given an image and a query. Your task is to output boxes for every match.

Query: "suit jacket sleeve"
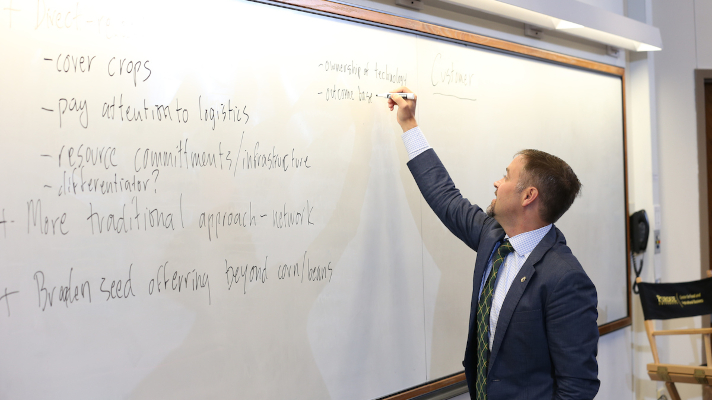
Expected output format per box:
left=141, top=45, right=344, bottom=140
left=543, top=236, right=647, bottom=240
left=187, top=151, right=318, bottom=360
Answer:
left=546, top=264, right=600, bottom=400
left=407, top=149, right=492, bottom=252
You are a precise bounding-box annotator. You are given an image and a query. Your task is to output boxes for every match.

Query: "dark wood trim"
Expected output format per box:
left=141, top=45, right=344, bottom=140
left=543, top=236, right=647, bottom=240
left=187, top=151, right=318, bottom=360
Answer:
left=707, top=81, right=712, bottom=287
left=271, top=0, right=623, bottom=77
left=595, top=73, right=630, bottom=338
left=621, top=72, right=633, bottom=337
left=695, top=73, right=712, bottom=400
left=379, top=373, right=466, bottom=400
left=695, top=71, right=712, bottom=285
left=599, top=316, right=632, bottom=336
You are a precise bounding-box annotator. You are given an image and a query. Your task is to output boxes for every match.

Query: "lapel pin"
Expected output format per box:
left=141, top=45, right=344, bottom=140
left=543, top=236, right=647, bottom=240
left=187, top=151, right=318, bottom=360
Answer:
left=521, top=277, right=526, bottom=283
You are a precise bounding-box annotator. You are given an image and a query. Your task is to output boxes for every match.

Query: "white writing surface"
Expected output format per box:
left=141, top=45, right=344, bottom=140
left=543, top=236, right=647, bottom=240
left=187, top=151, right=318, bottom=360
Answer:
left=0, top=0, right=626, bottom=398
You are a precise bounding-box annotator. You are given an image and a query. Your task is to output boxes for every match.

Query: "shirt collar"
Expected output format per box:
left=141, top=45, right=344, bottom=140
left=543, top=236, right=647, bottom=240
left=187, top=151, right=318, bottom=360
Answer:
left=504, top=224, right=553, bottom=256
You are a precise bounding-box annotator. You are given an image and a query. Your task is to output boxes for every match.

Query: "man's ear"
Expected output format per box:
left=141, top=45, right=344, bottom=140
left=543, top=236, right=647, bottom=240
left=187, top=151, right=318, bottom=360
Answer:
left=521, top=186, right=539, bottom=207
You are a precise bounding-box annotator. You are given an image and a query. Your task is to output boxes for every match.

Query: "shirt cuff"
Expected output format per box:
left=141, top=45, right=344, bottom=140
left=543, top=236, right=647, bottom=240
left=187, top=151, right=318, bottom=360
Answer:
left=401, top=126, right=431, bottom=160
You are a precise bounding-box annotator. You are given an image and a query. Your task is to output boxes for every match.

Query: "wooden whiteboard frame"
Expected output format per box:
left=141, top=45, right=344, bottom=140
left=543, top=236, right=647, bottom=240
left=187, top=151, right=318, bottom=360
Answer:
left=255, top=0, right=632, bottom=396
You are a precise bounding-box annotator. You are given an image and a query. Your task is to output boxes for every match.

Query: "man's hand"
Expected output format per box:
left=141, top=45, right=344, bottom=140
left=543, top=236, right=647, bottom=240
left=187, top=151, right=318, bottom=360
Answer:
left=387, top=86, right=418, bottom=133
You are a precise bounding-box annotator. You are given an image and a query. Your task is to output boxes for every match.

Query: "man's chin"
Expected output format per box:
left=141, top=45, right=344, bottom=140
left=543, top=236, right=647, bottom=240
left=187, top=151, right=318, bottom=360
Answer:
left=486, top=203, right=495, bottom=218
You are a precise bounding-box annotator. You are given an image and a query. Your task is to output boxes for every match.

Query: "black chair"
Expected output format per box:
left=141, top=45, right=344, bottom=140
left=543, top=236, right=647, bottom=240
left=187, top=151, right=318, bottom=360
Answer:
left=637, top=272, right=712, bottom=400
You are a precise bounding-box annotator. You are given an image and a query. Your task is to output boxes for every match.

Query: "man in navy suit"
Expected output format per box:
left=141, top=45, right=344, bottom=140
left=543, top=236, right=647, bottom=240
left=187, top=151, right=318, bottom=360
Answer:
left=387, top=88, right=599, bottom=400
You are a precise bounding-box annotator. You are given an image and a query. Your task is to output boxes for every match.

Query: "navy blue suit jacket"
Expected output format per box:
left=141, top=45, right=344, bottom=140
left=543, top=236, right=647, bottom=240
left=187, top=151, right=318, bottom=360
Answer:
left=408, top=149, right=599, bottom=400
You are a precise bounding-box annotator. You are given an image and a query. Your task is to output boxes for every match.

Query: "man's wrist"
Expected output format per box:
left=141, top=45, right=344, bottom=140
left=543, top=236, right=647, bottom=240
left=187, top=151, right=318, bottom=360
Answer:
left=401, top=126, right=431, bottom=160
left=400, top=120, right=418, bottom=133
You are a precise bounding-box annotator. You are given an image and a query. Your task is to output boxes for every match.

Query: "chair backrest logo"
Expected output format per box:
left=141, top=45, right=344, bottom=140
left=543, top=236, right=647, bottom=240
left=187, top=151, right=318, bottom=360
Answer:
left=656, top=293, right=703, bottom=307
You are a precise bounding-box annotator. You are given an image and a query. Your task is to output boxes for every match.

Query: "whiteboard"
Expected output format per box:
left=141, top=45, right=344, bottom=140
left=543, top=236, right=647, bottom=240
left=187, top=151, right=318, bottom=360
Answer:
left=0, top=0, right=627, bottom=398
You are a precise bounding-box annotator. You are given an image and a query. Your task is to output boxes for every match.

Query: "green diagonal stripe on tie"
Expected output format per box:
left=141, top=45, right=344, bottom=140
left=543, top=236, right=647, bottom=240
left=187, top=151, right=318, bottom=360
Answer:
left=475, top=239, right=514, bottom=400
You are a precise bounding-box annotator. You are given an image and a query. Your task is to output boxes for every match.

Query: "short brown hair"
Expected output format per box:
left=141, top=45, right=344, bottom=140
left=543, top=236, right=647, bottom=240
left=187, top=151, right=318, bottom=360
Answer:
left=515, top=149, right=581, bottom=224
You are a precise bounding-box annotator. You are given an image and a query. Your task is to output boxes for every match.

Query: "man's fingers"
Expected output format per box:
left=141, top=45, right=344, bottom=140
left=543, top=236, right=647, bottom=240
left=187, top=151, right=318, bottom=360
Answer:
left=390, top=93, right=406, bottom=107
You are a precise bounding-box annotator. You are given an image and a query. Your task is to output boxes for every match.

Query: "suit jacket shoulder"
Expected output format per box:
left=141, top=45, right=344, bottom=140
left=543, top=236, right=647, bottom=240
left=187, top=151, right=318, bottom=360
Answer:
left=408, top=149, right=502, bottom=252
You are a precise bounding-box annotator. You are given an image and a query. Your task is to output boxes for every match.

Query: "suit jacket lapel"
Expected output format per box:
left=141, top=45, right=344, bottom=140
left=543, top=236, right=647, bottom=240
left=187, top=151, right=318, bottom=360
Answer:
left=487, top=226, right=559, bottom=375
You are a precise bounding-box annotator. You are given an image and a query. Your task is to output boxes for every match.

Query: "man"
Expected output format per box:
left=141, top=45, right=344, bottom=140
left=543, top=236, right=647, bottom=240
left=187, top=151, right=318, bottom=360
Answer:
left=387, top=88, right=599, bottom=400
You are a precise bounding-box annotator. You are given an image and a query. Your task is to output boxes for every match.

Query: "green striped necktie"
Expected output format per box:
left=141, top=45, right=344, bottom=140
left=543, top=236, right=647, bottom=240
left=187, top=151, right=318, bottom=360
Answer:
left=475, top=239, right=514, bottom=400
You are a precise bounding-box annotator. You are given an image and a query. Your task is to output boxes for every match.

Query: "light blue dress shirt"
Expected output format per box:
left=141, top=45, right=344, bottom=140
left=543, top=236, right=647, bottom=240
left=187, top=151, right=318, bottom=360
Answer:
left=478, top=226, right=551, bottom=348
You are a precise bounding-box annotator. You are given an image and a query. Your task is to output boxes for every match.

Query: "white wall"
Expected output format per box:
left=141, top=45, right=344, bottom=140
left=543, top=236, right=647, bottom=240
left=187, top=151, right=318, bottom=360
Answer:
left=696, top=1, right=712, bottom=68
left=627, top=3, right=660, bottom=398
